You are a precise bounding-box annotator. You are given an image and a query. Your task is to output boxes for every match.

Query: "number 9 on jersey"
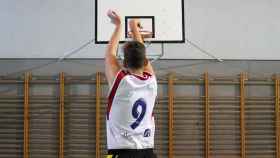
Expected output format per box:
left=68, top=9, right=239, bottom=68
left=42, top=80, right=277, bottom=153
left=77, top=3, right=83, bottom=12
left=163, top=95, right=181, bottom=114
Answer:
left=130, top=98, right=147, bottom=129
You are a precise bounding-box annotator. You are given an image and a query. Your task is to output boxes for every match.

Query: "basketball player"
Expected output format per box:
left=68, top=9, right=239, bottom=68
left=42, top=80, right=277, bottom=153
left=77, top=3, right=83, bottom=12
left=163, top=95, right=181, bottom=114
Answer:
left=104, top=10, right=157, bottom=158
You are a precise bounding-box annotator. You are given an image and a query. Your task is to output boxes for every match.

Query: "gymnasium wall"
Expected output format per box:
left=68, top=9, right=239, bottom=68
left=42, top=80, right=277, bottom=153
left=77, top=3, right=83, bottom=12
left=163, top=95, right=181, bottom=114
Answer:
left=0, top=0, right=280, bottom=157
left=0, top=71, right=279, bottom=158
left=0, top=59, right=280, bottom=158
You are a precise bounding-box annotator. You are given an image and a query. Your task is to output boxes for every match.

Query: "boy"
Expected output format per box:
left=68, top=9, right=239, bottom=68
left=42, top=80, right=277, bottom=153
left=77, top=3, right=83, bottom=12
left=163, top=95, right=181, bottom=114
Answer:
left=104, top=10, right=157, bottom=158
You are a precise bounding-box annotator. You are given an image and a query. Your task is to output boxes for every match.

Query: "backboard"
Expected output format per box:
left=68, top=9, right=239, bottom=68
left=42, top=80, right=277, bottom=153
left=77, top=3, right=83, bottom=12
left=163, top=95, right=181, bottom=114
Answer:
left=95, top=0, right=185, bottom=44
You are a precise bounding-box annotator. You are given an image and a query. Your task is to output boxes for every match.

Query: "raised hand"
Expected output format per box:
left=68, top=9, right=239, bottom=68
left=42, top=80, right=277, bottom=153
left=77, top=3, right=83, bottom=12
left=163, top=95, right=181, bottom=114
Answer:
left=107, top=10, right=121, bottom=26
left=129, top=19, right=142, bottom=30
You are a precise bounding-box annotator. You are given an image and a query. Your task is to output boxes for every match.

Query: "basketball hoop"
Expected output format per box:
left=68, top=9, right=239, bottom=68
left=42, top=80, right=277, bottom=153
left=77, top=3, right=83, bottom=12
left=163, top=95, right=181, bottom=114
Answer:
left=122, top=21, right=163, bottom=62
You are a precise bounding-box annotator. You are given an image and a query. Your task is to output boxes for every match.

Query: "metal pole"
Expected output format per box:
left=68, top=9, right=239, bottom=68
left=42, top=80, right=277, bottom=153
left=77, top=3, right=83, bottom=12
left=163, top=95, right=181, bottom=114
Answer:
left=59, top=73, right=65, bottom=158
left=275, top=76, right=280, bottom=158
left=240, top=73, right=246, bottom=158
left=24, top=73, right=31, bottom=158
left=168, top=73, right=174, bottom=158
left=95, top=72, right=101, bottom=158
left=204, top=73, right=210, bottom=158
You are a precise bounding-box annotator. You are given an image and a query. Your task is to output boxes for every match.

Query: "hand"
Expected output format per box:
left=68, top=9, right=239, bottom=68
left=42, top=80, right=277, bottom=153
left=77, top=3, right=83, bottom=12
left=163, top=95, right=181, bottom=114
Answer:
left=107, top=10, right=121, bottom=26
left=129, top=19, right=142, bottom=29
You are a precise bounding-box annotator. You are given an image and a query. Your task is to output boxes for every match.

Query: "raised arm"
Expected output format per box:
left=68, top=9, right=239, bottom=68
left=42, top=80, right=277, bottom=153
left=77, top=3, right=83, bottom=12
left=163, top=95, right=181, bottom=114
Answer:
left=129, top=20, right=155, bottom=75
left=105, top=11, right=122, bottom=87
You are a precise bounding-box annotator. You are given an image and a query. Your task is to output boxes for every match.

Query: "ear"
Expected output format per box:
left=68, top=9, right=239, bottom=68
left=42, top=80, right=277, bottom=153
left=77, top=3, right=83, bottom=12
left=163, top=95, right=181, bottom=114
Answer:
left=144, top=58, right=148, bottom=66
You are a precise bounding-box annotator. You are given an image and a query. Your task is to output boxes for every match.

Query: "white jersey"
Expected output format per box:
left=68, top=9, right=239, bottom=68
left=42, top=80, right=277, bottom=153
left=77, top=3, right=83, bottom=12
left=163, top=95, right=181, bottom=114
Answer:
left=106, top=70, right=157, bottom=149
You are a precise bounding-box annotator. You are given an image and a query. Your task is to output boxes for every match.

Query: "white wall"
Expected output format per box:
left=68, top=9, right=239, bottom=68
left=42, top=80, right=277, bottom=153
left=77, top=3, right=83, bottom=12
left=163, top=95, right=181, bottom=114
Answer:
left=0, top=0, right=279, bottom=59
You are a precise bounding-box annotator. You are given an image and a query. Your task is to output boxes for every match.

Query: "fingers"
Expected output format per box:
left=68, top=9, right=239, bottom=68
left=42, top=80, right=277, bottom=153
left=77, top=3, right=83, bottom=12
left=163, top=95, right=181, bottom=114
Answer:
left=107, top=10, right=116, bottom=20
left=129, top=19, right=143, bottom=30
left=107, top=10, right=121, bottom=24
left=137, top=22, right=143, bottom=29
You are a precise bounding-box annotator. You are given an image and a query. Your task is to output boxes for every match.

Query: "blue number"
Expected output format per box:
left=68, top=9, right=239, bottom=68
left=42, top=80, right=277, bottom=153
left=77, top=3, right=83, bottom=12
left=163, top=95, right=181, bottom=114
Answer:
left=130, top=98, right=147, bottom=129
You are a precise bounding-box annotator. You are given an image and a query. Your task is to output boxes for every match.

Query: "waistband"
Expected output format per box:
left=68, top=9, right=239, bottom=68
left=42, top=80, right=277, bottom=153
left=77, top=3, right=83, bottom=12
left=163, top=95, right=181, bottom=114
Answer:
left=108, top=148, right=154, bottom=154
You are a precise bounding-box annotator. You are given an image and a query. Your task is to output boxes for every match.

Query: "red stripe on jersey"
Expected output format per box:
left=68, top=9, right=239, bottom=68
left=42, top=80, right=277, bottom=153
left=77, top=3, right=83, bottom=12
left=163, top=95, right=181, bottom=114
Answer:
left=107, top=70, right=128, bottom=120
left=130, top=71, right=152, bottom=80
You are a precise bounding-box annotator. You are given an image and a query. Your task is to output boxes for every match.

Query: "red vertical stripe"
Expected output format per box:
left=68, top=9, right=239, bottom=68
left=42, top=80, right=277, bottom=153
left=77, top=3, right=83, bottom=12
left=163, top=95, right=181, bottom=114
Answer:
left=107, top=70, right=128, bottom=119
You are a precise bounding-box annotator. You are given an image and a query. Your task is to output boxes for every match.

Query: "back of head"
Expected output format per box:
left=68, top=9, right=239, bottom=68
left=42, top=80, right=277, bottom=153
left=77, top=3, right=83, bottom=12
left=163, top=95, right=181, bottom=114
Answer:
left=123, top=41, right=146, bottom=70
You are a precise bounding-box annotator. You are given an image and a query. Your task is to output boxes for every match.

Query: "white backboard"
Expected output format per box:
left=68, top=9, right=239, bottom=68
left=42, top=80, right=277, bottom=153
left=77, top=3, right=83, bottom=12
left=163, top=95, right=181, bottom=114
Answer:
left=95, top=0, right=185, bottom=44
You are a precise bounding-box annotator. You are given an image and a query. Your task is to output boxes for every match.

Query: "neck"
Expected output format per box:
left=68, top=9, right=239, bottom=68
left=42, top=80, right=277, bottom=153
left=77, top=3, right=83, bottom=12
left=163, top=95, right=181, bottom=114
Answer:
left=127, top=68, right=144, bottom=76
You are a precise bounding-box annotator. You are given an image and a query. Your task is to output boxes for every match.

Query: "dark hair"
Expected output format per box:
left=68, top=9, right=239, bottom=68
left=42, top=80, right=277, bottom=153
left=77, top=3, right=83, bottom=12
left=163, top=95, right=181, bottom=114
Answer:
left=123, top=41, right=146, bottom=69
